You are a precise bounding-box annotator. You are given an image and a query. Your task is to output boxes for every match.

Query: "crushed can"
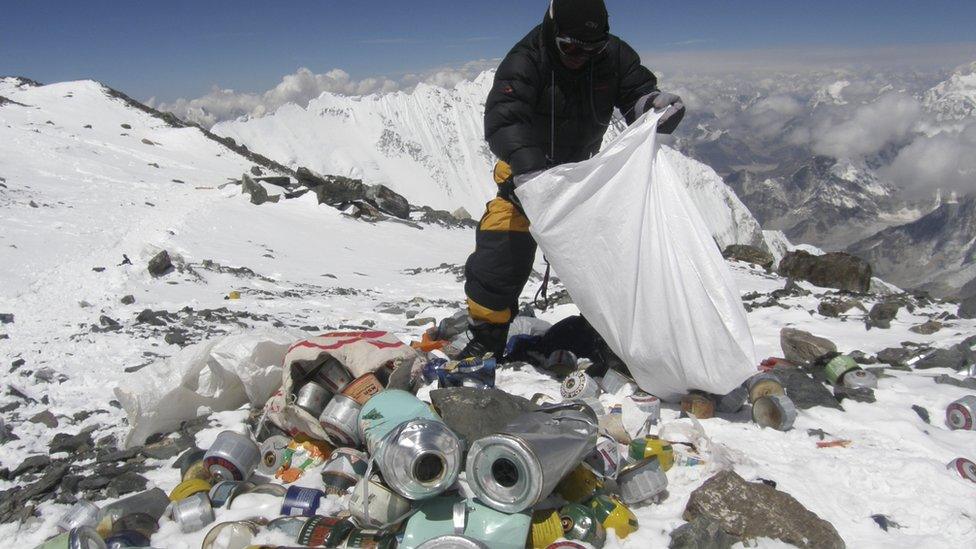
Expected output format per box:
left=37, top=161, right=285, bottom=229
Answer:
left=558, top=503, right=606, bottom=547
left=257, top=435, right=292, bottom=475
left=824, top=355, right=859, bottom=385
left=628, top=435, right=674, bottom=472
left=57, top=499, right=100, bottom=532
left=561, top=371, right=601, bottom=400
left=598, top=369, right=636, bottom=394
left=947, top=395, right=976, bottom=430
left=34, top=526, right=106, bottom=549
left=171, top=492, right=215, bottom=533
left=746, top=372, right=785, bottom=404
left=322, top=447, right=370, bottom=495
left=203, top=430, right=260, bottom=481
left=315, top=357, right=355, bottom=392
left=401, top=496, right=531, bottom=549
left=169, top=478, right=213, bottom=502
left=555, top=463, right=603, bottom=502
left=296, top=381, right=331, bottom=417
left=320, top=393, right=363, bottom=447
left=529, top=509, right=563, bottom=549
left=617, top=457, right=668, bottom=506
left=466, top=405, right=599, bottom=513
left=349, top=475, right=412, bottom=528
left=842, top=369, right=878, bottom=390
left=343, top=373, right=385, bottom=405
left=752, top=394, right=798, bottom=431
left=584, top=433, right=621, bottom=479
left=628, top=392, right=661, bottom=423
left=588, top=494, right=638, bottom=539
left=680, top=392, right=715, bottom=419
left=175, top=447, right=208, bottom=477
left=200, top=520, right=261, bottom=549
left=546, top=350, right=579, bottom=376
left=297, top=516, right=356, bottom=547
left=359, top=389, right=462, bottom=500
left=948, top=457, right=976, bottom=483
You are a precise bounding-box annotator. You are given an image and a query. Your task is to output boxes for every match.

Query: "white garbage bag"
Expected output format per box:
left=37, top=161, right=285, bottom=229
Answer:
left=116, top=328, right=299, bottom=448
left=515, top=111, right=756, bottom=401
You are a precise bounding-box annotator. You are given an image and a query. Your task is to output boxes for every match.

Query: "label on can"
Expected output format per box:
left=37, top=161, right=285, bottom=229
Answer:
left=297, top=515, right=354, bottom=547
left=628, top=436, right=674, bottom=471
left=949, top=457, right=976, bottom=482
left=281, top=486, right=324, bottom=517
left=559, top=503, right=606, bottom=547
left=946, top=396, right=976, bottom=430
left=584, top=436, right=621, bottom=479
left=342, top=374, right=384, bottom=405
left=588, top=495, right=639, bottom=539
left=344, top=529, right=396, bottom=548
left=561, top=371, right=599, bottom=400
left=824, top=356, right=858, bottom=385
left=530, top=510, right=563, bottom=549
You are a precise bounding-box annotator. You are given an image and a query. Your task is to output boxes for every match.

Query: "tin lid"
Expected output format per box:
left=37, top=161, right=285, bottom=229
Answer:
left=465, top=434, right=544, bottom=514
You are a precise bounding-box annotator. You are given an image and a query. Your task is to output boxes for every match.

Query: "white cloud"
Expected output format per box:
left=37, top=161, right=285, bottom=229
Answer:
left=810, top=93, right=922, bottom=159
left=882, top=122, right=976, bottom=197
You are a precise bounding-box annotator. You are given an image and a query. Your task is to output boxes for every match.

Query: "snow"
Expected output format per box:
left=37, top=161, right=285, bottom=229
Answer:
left=2, top=79, right=976, bottom=548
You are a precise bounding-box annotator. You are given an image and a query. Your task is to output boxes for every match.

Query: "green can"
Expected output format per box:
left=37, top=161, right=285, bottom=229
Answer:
left=558, top=503, right=606, bottom=548
left=824, top=355, right=859, bottom=385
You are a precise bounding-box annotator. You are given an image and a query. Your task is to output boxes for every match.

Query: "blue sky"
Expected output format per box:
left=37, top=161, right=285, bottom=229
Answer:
left=3, top=0, right=976, bottom=102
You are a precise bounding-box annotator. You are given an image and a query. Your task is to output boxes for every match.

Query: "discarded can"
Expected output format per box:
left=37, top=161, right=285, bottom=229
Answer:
left=947, top=395, right=976, bottom=430
left=415, top=536, right=489, bottom=549
left=680, top=392, right=715, bottom=419
left=628, top=392, right=661, bottom=422
left=747, top=372, right=785, bottom=404
left=824, top=355, right=859, bottom=385
left=169, top=478, right=213, bottom=502
left=401, top=496, right=531, bottom=549
left=423, top=356, right=497, bottom=389
left=599, top=369, right=635, bottom=394
left=588, top=494, right=638, bottom=539
left=530, top=510, right=563, bottom=549
left=110, top=512, right=158, bottom=541
left=360, top=390, right=462, bottom=500
left=546, top=350, right=578, bottom=376
left=948, top=457, right=976, bottom=483
left=752, top=394, right=798, bottom=431
left=617, top=457, right=668, bottom=506
left=34, top=526, right=106, bottom=549
left=320, top=393, right=363, bottom=447
left=349, top=475, right=412, bottom=528
left=204, top=431, right=260, bottom=481
left=200, top=520, right=261, bottom=549
left=57, top=499, right=100, bottom=532
left=628, top=435, right=674, bottom=472
left=97, top=488, right=171, bottom=535
left=559, top=503, right=606, bottom=547
left=103, top=529, right=151, bottom=549
left=226, top=483, right=287, bottom=511
left=584, top=434, right=621, bottom=479
left=322, top=447, right=370, bottom=495
left=182, top=458, right=213, bottom=483
left=207, top=480, right=245, bottom=508
left=297, top=515, right=355, bottom=547
left=555, top=463, right=603, bottom=502
left=171, top=492, right=215, bottom=533
left=267, top=516, right=309, bottom=539
left=316, top=357, right=355, bottom=392
left=842, top=369, right=878, bottom=390
left=466, top=407, right=598, bottom=513
left=343, top=373, right=385, bottom=405
left=344, top=528, right=398, bottom=548
left=280, top=485, right=324, bottom=517
left=296, top=382, right=331, bottom=416
left=176, top=447, right=208, bottom=477
left=716, top=384, right=749, bottom=413
left=561, top=371, right=600, bottom=400
left=257, top=435, right=292, bottom=475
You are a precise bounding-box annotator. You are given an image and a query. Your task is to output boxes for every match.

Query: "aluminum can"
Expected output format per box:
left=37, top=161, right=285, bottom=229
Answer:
left=257, top=435, right=292, bottom=475
left=359, top=390, right=461, bottom=500
left=545, top=350, right=578, bottom=376
left=628, top=392, right=661, bottom=422
left=171, top=492, right=215, bottom=533
left=343, top=528, right=398, bottom=548
left=200, top=520, right=261, bottom=549
left=842, top=369, right=877, bottom=390
left=752, top=394, right=798, bottom=431
left=297, top=515, right=355, bottom=547
left=35, top=526, right=106, bottom=549
left=680, top=392, right=715, bottom=419
left=617, top=457, right=668, bottom=505
left=57, top=499, right=100, bottom=532
left=204, top=430, right=260, bottom=481
left=628, top=435, right=674, bottom=472
left=584, top=434, right=621, bottom=479
left=561, top=371, right=600, bottom=400
left=599, top=369, right=635, bottom=394
left=169, top=478, right=213, bottom=502
left=416, top=536, right=489, bottom=549
left=342, top=373, right=384, bottom=405
left=558, top=503, right=606, bottom=547
left=466, top=407, right=598, bottom=513
left=320, top=393, right=363, bottom=447
left=316, top=357, right=354, bottom=392
left=948, top=457, right=976, bottom=483
left=947, top=395, right=976, bottom=430
left=824, top=355, right=859, bottom=385
left=321, top=447, right=370, bottom=495
left=209, top=480, right=246, bottom=508
left=530, top=509, right=563, bottom=549
left=280, top=485, right=324, bottom=517
left=225, top=483, right=286, bottom=511
left=348, top=475, right=412, bottom=528
left=716, top=384, right=749, bottom=413
left=747, top=372, right=785, bottom=404
left=588, top=494, right=638, bottom=539
left=296, top=382, right=331, bottom=416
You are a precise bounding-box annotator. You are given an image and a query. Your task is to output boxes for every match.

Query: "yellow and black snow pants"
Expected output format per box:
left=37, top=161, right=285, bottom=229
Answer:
left=463, top=161, right=537, bottom=325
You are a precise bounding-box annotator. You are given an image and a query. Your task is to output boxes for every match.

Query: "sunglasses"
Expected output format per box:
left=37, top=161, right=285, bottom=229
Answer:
left=555, top=34, right=609, bottom=58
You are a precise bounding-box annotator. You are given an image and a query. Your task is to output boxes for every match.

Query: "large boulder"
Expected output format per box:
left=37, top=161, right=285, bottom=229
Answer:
left=865, top=301, right=900, bottom=330
left=241, top=174, right=279, bottom=205
left=299, top=168, right=368, bottom=205
left=914, top=344, right=974, bottom=371
left=683, top=470, right=845, bottom=549
left=722, top=244, right=774, bottom=270
left=780, top=328, right=837, bottom=364
left=147, top=250, right=173, bottom=277
left=778, top=250, right=871, bottom=293
left=960, top=295, right=976, bottom=319
left=365, top=184, right=410, bottom=219
left=773, top=365, right=843, bottom=410
left=670, top=515, right=740, bottom=549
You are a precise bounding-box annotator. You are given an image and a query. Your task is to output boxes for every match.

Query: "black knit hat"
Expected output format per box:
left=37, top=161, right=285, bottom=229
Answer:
left=549, top=0, right=609, bottom=42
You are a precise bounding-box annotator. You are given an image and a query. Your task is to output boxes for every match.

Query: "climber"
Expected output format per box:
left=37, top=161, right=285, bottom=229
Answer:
left=461, top=0, right=685, bottom=358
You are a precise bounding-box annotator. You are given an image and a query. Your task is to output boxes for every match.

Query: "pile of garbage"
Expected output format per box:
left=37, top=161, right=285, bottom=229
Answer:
left=39, top=318, right=976, bottom=549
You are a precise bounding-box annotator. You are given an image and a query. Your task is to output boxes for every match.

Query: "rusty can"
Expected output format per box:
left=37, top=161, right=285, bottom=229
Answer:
left=747, top=372, right=785, bottom=404
left=555, top=463, right=603, bottom=503
left=319, top=394, right=363, bottom=447
left=529, top=509, right=563, bottom=549
left=628, top=435, right=674, bottom=472
left=316, top=357, right=355, bottom=393
left=342, top=373, right=385, bottom=405
left=203, top=431, right=261, bottom=482
left=181, top=458, right=212, bottom=483
left=296, top=382, right=331, bottom=417
left=946, top=396, right=976, bottom=430
left=948, top=457, right=976, bottom=483
left=561, top=371, right=601, bottom=400
left=558, top=503, right=606, bottom=547
left=617, top=457, right=668, bottom=506
left=752, top=394, right=797, bottom=431
left=588, top=494, right=638, bottom=539
left=297, top=515, right=355, bottom=547
left=680, top=392, right=715, bottom=419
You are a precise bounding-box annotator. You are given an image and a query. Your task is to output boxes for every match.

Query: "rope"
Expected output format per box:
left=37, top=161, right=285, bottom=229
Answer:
left=533, top=260, right=552, bottom=310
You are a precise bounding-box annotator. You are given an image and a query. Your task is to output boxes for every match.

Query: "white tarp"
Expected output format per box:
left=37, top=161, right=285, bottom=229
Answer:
left=515, top=111, right=756, bottom=401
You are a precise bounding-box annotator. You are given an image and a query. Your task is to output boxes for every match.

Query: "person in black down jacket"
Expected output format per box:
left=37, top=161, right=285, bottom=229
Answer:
left=460, top=0, right=685, bottom=359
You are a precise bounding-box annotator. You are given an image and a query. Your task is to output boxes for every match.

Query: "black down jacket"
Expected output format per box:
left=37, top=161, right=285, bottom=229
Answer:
left=484, top=9, right=659, bottom=176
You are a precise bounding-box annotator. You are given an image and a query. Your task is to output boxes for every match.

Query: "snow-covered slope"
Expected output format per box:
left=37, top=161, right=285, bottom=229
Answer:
left=214, top=70, right=768, bottom=250
left=924, top=61, right=976, bottom=122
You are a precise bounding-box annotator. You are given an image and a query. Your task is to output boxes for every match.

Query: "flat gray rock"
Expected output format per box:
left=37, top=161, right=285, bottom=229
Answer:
left=780, top=328, right=837, bottom=364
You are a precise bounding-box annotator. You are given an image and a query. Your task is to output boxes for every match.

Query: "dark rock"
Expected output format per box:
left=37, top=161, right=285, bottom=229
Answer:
left=241, top=174, right=280, bottom=205
left=430, top=387, right=538, bottom=448
left=97, top=446, right=143, bottom=463
left=452, top=207, right=472, bottom=221
left=302, top=169, right=368, bottom=204
left=818, top=299, right=863, bottom=318
left=147, top=250, right=173, bottom=277
left=136, top=309, right=168, bottom=326
left=28, top=410, right=58, bottom=428
left=140, top=138, right=155, bottom=146
left=142, top=435, right=192, bottom=461
left=833, top=386, right=875, bottom=404
left=164, top=329, right=188, bottom=346
left=848, top=350, right=877, bottom=365
left=405, top=317, right=436, bottom=327
left=120, top=123, right=131, bottom=129
left=99, top=315, right=121, bottom=330
left=778, top=250, right=871, bottom=293
left=909, top=320, right=943, bottom=335
left=933, top=374, right=976, bottom=390
left=250, top=165, right=262, bottom=176
left=0, top=463, right=69, bottom=523
left=257, top=176, right=292, bottom=189
left=773, top=365, right=843, bottom=410
left=0, top=314, right=13, bottom=324
left=121, top=294, right=135, bottom=305
left=343, top=200, right=385, bottom=220
left=416, top=206, right=478, bottom=229
left=956, top=295, right=976, bottom=319
left=866, top=302, right=900, bottom=330
left=914, top=346, right=971, bottom=371
left=780, top=328, right=837, bottom=364
left=684, top=470, right=845, bottom=548
left=870, top=514, right=900, bottom=531
left=49, top=428, right=94, bottom=454
left=722, top=244, right=774, bottom=270
left=365, top=184, right=410, bottom=219
left=77, top=475, right=111, bottom=491
left=106, top=472, right=148, bottom=497
left=670, top=515, right=740, bottom=549
left=10, top=358, right=26, bottom=372
left=911, top=405, right=930, bottom=424
left=11, top=455, right=51, bottom=479
left=877, top=347, right=913, bottom=367
left=33, top=367, right=59, bottom=383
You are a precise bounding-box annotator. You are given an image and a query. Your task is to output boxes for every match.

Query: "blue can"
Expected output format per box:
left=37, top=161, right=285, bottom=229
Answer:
left=422, top=357, right=496, bottom=389
left=280, top=485, right=324, bottom=517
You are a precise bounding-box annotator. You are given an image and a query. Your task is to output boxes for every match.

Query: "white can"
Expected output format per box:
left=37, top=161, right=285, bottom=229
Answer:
left=319, top=394, right=362, bottom=447
left=946, top=395, right=976, bottom=431
left=628, top=392, right=661, bottom=423
left=561, top=371, right=600, bottom=400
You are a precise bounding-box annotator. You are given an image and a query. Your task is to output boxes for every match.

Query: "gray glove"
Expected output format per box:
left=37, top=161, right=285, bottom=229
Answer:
left=635, top=91, right=686, bottom=134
